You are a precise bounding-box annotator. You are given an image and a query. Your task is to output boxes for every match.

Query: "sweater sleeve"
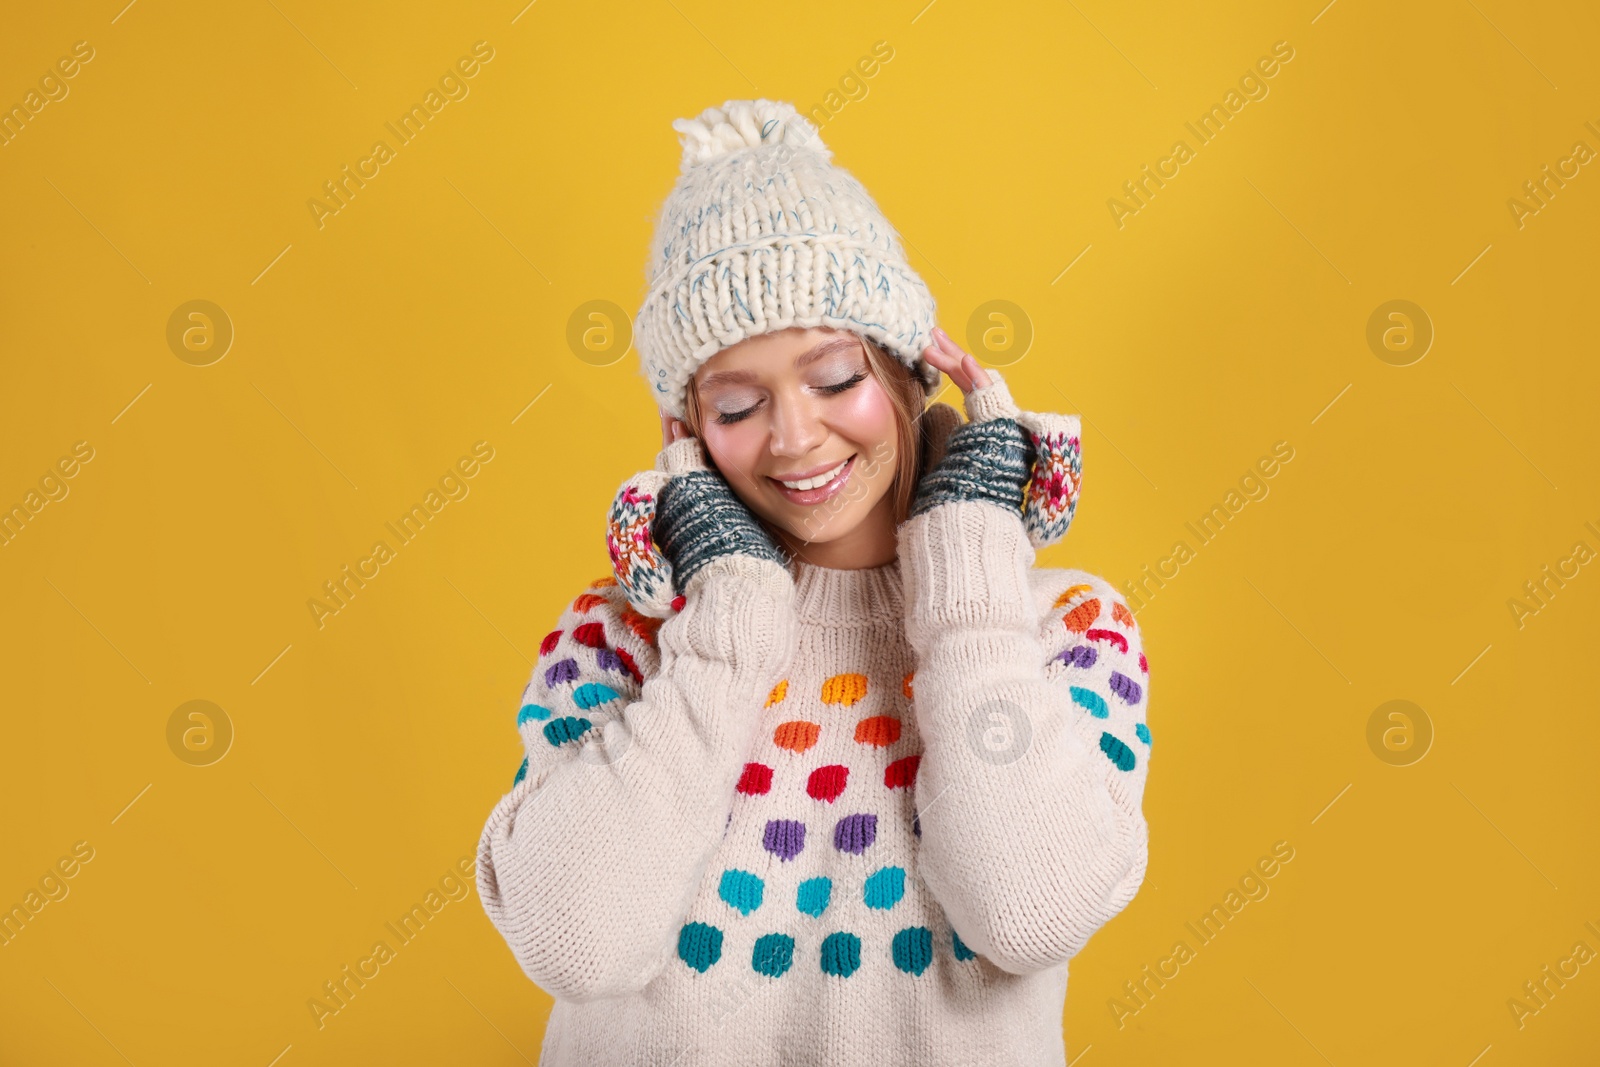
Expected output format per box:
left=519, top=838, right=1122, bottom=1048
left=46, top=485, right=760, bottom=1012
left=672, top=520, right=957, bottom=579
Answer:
left=475, top=553, right=797, bottom=1001
left=896, top=498, right=1151, bottom=975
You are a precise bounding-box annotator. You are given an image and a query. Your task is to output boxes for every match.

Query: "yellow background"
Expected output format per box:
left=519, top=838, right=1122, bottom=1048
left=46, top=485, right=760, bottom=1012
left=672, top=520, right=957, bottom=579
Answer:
left=2, top=0, right=1597, bottom=1063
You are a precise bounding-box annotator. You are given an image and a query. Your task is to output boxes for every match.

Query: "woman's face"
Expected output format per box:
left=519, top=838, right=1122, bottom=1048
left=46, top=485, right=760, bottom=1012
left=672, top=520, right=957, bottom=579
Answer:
left=690, top=326, right=902, bottom=550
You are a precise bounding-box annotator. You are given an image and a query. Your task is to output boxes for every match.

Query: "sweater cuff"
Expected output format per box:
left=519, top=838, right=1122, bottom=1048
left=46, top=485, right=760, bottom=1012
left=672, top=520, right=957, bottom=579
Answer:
left=897, top=499, right=1037, bottom=635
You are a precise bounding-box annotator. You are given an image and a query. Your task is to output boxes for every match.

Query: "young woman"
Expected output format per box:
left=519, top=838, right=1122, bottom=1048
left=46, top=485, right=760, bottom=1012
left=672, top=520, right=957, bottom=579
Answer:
left=476, top=100, right=1151, bottom=1067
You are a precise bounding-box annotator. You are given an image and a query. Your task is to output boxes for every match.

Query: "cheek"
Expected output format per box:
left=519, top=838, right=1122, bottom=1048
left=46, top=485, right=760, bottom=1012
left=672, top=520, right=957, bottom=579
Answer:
left=830, top=382, right=898, bottom=447
left=702, top=424, right=765, bottom=483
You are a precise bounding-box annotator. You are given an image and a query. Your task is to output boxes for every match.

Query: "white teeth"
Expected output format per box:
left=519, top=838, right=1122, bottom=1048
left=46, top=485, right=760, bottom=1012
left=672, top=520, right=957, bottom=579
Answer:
left=778, top=457, right=849, bottom=491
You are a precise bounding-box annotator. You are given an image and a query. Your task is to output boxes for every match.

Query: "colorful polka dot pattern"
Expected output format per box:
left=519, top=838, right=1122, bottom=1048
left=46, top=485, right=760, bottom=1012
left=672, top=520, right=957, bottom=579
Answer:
left=506, top=578, right=659, bottom=793
left=507, top=564, right=1149, bottom=989
left=670, top=920, right=979, bottom=980
left=658, top=657, right=994, bottom=983
left=1046, top=578, right=1151, bottom=775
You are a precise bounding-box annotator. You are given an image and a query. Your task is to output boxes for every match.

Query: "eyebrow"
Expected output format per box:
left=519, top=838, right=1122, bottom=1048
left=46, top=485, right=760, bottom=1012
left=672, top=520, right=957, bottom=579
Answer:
left=695, top=336, right=863, bottom=390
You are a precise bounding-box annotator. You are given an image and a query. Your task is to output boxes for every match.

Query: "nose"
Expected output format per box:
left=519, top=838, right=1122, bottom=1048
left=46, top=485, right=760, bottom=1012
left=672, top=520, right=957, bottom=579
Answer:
left=767, top=386, right=826, bottom=461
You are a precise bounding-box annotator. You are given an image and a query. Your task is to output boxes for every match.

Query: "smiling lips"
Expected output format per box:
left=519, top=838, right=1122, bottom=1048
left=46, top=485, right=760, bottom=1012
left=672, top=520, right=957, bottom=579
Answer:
left=769, top=454, right=856, bottom=505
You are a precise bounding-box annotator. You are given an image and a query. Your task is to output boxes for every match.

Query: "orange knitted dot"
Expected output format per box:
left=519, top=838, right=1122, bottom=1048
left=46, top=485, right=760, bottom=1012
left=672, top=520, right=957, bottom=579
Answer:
left=854, top=716, right=901, bottom=747
left=1053, top=584, right=1094, bottom=608
left=766, top=680, right=789, bottom=707
left=573, top=593, right=608, bottom=614
left=902, top=671, right=915, bottom=701
left=1062, top=598, right=1101, bottom=633
left=1111, top=601, right=1136, bottom=629
left=619, top=609, right=662, bottom=646
left=774, top=720, right=821, bottom=753
left=821, top=673, right=868, bottom=707
left=587, top=575, right=618, bottom=589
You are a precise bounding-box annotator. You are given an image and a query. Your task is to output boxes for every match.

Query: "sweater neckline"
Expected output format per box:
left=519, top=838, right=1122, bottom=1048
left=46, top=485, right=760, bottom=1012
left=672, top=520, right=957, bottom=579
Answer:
left=789, top=555, right=903, bottom=624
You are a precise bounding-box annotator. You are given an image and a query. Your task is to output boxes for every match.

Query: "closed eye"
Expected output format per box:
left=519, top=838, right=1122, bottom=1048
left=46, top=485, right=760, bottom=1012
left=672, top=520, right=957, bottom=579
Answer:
left=713, top=371, right=869, bottom=425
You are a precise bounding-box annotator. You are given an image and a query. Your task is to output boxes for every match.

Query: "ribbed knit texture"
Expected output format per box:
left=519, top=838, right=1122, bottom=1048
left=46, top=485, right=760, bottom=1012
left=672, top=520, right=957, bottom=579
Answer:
left=478, top=502, right=1151, bottom=1066
left=655, top=469, right=787, bottom=591
left=909, top=417, right=1036, bottom=518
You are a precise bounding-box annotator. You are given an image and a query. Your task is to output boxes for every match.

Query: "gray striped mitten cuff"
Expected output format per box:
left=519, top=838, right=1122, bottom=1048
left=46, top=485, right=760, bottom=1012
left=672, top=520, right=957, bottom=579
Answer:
left=910, top=417, right=1037, bottom=519
left=654, top=471, right=788, bottom=592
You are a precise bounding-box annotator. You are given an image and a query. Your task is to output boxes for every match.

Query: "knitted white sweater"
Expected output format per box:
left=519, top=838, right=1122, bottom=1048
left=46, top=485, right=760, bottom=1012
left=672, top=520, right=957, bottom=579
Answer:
left=476, top=499, right=1152, bottom=1066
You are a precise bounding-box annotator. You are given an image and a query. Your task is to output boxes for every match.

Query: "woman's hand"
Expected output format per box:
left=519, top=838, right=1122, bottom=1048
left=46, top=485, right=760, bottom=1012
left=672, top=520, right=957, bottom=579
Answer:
left=909, top=326, right=1034, bottom=520
left=659, top=409, right=689, bottom=449
left=604, top=408, right=787, bottom=615
left=651, top=412, right=786, bottom=586
left=921, top=325, right=993, bottom=399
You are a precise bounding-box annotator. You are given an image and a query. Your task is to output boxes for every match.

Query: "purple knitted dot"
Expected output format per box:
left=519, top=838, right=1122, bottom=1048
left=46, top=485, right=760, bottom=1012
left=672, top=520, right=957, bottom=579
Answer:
left=544, top=658, right=580, bottom=686
left=1108, top=671, right=1142, bottom=705
left=1055, top=645, right=1097, bottom=670
left=833, top=813, right=878, bottom=854
left=594, top=648, right=621, bottom=672
left=763, top=819, right=806, bottom=861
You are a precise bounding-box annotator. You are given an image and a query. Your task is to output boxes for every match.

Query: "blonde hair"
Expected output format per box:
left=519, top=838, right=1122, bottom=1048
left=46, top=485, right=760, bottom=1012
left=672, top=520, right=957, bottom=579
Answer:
left=681, top=333, right=930, bottom=530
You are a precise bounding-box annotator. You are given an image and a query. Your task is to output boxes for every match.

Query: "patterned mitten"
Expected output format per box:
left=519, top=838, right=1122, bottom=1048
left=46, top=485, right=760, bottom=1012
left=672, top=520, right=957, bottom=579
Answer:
left=910, top=368, right=1084, bottom=549
left=605, top=435, right=789, bottom=618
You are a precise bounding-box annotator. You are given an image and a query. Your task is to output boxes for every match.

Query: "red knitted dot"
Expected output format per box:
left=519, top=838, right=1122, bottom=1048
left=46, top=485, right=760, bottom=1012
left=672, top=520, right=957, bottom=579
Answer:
left=572, top=622, right=607, bottom=649
left=806, top=764, right=849, bottom=804
left=737, top=762, right=774, bottom=796
left=671, top=595, right=686, bottom=612
left=539, top=630, right=563, bottom=656
left=616, top=646, right=643, bottom=685
left=884, top=754, right=921, bottom=790
left=1139, top=652, right=1149, bottom=674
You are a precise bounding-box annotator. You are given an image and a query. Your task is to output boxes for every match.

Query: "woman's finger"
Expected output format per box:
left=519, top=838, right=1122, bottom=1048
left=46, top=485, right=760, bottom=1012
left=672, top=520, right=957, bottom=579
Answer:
left=924, top=342, right=965, bottom=391
left=928, top=328, right=987, bottom=394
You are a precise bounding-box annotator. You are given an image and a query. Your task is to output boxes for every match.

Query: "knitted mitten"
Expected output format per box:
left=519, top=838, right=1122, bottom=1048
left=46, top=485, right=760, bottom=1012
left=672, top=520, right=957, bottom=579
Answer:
left=606, top=435, right=788, bottom=618
left=910, top=368, right=1084, bottom=549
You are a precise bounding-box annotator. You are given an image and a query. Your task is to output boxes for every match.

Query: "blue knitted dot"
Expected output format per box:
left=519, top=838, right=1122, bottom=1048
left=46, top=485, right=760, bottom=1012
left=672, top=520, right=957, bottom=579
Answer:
left=511, top=756, right=528, bottom=785
left=892, top=926, right=934, bottom=976
left=796, top=877, right=832, bottom=918
left=819, top=932, right=861, bottom=978
left=951, top=930, right=977, bottom=961
left=1099, top=731, right=1137, bottom=771
left=677, top=921, right=723, bottom=973
left=718, top=869, right=764, bottom=916
left=751, top=933, right=795, bottom=977
left=1070, top=686, right=1109, bottom=718
left=862, top=866, right=906, bottom=910
left=543, top=716, right=592, bottom=747
left=517, top=703, right=551, bottom=726
left=573, top=682, right=620, bottom=710
left=1135, top=722, right=1152, bottom=745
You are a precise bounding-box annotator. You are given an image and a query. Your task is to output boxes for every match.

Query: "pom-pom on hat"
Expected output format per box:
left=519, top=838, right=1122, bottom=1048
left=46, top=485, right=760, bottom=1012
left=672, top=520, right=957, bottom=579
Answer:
left=634, top=99, right=942, bottom=421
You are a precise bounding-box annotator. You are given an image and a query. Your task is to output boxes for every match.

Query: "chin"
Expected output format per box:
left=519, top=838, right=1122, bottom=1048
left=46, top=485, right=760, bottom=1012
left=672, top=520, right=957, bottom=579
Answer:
left=765, top=496, right=875, bottom=547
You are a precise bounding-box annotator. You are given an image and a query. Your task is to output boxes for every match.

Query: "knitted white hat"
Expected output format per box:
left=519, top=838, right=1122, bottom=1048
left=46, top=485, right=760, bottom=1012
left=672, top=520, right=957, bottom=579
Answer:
left=635, top=98, right=942, bottom=420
